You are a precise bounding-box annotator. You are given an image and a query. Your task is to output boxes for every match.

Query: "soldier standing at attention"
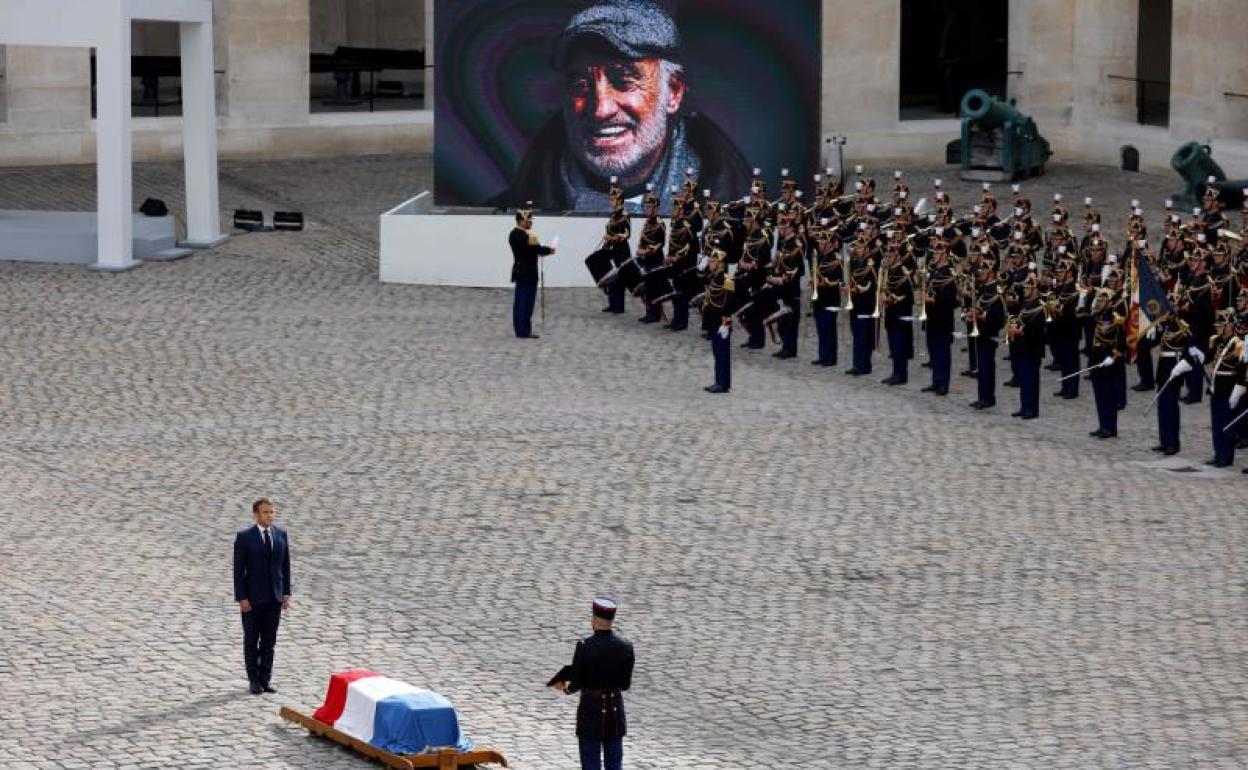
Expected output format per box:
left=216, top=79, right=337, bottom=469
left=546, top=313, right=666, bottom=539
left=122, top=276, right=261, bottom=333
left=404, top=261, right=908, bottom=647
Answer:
left=548, top=598, right=635, bottom=770
left=508, top=204, right=555, bottom=339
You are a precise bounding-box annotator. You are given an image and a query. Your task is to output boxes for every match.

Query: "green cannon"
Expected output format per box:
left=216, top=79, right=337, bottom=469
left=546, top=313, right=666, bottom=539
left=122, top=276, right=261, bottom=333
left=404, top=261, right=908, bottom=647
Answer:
left=1170, top=141, right=1248, bottom=210
left=958, top=89, right=1051, bottom=182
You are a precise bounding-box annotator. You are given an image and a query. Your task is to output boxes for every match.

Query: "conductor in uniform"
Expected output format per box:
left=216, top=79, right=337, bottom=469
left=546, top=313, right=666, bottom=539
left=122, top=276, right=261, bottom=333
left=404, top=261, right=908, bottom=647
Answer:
left=548, top=598, right=636, bottom=770
left=509, top=204, right=557, bottom=338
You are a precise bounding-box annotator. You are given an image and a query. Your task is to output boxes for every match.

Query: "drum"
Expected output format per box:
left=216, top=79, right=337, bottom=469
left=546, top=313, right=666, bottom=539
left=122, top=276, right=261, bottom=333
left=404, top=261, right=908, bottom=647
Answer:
left=613, top=258, right=644, bottom=293
left=585, top=248, right=615, bottom=286
left=739, top=284, right=779, bottom=326
left=673, top=266, right=703, bottom=299
left=643, top=265, right=677, bottom=304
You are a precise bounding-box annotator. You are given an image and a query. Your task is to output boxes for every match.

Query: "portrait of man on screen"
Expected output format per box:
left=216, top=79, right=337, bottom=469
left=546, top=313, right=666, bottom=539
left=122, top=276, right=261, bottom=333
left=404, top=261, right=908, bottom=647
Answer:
left=492, top=0, right=752, bottom=212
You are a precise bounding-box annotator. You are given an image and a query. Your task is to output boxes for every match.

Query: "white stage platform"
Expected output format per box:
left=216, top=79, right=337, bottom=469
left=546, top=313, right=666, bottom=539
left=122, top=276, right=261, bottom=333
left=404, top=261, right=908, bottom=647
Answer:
left=0, top=210, right=189, bottom=267
left=380, top=193, right=638, bottom=288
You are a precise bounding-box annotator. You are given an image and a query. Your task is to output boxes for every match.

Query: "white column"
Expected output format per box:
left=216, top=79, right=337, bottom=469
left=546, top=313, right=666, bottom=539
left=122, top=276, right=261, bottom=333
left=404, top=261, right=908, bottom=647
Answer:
left=93, top=7, right=139, bottom=271
left=179, top=18, right=225, bottom=247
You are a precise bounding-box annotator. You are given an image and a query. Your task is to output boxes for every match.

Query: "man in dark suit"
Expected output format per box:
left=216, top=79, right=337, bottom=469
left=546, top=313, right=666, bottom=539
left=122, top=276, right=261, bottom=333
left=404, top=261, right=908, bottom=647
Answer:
left=548, top=598, right=635, bottom=770
left=233, top=498, right=292, bottom=695
left=509, top=205, right=556, bottom=339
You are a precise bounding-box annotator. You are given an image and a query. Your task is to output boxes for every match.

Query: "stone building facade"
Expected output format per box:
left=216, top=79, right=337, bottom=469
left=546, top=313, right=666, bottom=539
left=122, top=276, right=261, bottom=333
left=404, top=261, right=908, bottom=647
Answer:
left=0, top=0, right=1244, bottom=174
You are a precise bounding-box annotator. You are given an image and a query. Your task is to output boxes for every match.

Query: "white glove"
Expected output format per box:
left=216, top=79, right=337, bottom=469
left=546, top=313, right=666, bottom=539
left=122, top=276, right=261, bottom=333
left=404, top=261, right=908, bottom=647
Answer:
left=697, top=255, right=710, bottom=271
left=1172, top=359, right=1193, bottom=378
left=1100, top=356, right=1115, bottom=368
left=1241, top=336, right=1248, bottom=363
left=717, top=324, right=730, bottom=340
left=1146, top=326, right=1157, bottom=341
left=1188, top=347, right=1206, bottom=365
left=1230, top=384, right=1247, bottom=410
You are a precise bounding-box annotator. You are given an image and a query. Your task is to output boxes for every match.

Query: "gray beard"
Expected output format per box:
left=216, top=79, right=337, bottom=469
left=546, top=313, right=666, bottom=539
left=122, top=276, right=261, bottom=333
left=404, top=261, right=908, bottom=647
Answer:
left=560, top=118, right=701, bottom=214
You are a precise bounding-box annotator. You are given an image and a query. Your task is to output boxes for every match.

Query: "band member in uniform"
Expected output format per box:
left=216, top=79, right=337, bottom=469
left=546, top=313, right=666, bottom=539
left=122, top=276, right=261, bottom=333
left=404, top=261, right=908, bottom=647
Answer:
left=969, top=260, right=1006, bottom=410
left=1206, top=310, right=1242, bottom=467
left=880, top=243, right=914, bottom=385
left=846, top=238, right=878, bottom=376
left=921, top=234, right=958, bottom=395
left=769, top=222, right=805, bottom=359
left=735, top=216, right=771, bottom=349
left=548, top=598, right=635, bottom=770
left=508, top=204, right=556, bottom=339
left=1152, top=313, right=1192, bottom=455
left=700, top=248, right=736, bottom=392
left=665, top=215, right=696, bottom=332
left=1088, top=289, right=1125, bottom=438
left=810, top=224, right=843, bottom=367
left=602, top=184, right=632, bottom=314
left=1008, top=274, right=1046, bottom=419
left=1180, top=251, right=1214, bottom=402
left=636, top=189, right=667, bottom=324
left=1050, top=259, right=1083, bottom=399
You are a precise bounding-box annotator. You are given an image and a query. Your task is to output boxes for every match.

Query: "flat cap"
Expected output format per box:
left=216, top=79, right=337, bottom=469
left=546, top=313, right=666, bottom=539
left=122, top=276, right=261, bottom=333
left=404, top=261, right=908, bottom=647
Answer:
left=553, top=0, right=681, bottom=70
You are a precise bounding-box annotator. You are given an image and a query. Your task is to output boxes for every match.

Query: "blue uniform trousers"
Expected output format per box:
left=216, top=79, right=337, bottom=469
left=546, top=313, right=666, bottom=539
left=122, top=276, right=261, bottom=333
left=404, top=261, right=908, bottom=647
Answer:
left=814, top=308, right=838, bottom=364
left=1156, top=362, right=1182, bottom=450
left=887, top=325, right=909, bottom=383
left=927, top=332, right=952, bottom=390
left=1091, top=366, right=1118, bottom=434
left=670, top=295, right=689, bottom=328
left=1210, top=393, right=1236, bottom=463
left=712, top=327, right=731, bottom=389
left=1017, top=353, right=1041, bottom=417
left=851, top=316, right=874, bottom=373
left=579, top=737, right=623, bottom=770
left=975, top=338, right=997, bottom=405
left=513, top=281, right=537, bottom=338
left=1056, top=336, right=1080, bottom=397
left=606, top=283, right=626, bottom=313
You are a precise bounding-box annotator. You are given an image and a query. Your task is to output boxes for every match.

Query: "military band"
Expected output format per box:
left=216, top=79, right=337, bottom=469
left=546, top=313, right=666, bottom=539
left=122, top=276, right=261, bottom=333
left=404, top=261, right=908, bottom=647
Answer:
left=576, top=167, right=1248, bottom=474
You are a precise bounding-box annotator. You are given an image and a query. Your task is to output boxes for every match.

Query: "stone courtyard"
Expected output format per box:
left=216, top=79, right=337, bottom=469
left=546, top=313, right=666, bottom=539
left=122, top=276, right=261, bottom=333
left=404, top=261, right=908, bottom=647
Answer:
left=0, top=157, right=1245, bottom=769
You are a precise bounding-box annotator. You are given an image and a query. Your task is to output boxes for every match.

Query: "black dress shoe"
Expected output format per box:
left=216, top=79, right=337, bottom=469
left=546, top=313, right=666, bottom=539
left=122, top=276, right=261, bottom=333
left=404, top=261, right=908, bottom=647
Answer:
left=921, top=362, right=932, bottom=368
left=667, top=324, right=687, bottom=332
left=973, top=401, right=995, bottom=410
left=921, top=385, right=936, bottom=392
left=1020, top=413, right=1038, bottom=420
left=601, top=306, right=613, bottom=312
left=1003, top=379, right=1020, bottom=388
left=1204, top=457, right=1220, bottom=466
left=1151, top=445, right=1166, bottom=453
left=969, top=400, right=984, bottom=409
left=845, top=368, right=864, bottom=376
left=889, top=378, right=907, bottom=386
left=774, top=351, right=796, bottom=359
left=932, top=387, right=948, bottom=396
left=249, top=683, right=263, bottom=695
left=609, top=308, right=626, bottom=314
left=704, top=384, right=729, bottom=394
left=1212, top=458, right=1233, bottom=468
left=961, top=369, right=978, bottom=378
left=811, top=359, right=827, bottom=366
left=1089, top=429, right=1106, bottom=438
left=1242, top=467, right=1248, bottom=474
left=821, top=360, right=837, bottom=367
left=520, top=334, right=540, bottom=339
left=1011, top=410, right=1024, bottom=417
left=262, top=684, right=277, bottom=694
left=639, top=317, right=660, bottom=323
left=1180, top=396, right=1201, bottom=405
left=1131, top=382, right=1154, bottom=392
left=1060, top=393, right=1079, bottom=400
left=1163, top=446, right=1180, bottom=456
left=881, top=376, right=898, bottom=385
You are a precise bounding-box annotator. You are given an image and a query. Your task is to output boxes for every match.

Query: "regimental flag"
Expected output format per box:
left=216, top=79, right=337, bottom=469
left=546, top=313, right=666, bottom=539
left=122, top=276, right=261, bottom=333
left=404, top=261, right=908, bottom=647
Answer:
left=312, top=670, right=473, bottom=755
left=1128, top=250, right=1173, bottom=362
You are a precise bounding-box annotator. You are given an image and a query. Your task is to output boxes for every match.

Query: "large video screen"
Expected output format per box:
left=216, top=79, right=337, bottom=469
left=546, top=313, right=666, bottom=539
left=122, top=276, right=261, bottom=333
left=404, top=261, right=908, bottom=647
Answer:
left=435, top=0, right=822, bottom=213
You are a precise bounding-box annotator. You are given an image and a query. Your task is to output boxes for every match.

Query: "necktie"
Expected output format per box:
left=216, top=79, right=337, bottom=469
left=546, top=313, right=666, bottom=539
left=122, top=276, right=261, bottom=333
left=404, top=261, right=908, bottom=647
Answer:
left=262, top=529, right=271, bottom=551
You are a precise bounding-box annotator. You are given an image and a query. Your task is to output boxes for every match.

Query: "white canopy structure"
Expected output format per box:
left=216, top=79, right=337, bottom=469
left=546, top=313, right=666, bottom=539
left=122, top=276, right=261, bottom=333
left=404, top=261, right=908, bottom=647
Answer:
left=0, top=0, right=224, bottom=270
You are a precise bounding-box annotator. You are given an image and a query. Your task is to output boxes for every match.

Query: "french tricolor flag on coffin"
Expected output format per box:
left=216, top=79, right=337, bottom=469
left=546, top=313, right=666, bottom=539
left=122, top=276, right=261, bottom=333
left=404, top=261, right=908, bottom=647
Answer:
left=312, top=670, right=474, bottom=755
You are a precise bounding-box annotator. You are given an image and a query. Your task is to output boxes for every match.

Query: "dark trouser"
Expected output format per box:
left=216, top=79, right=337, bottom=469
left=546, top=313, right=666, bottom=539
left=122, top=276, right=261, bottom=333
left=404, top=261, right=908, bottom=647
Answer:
left=927, top=331, right=952, bottom=390
left=744, top=320, right=765, bottom=348
left=241, top=602, right=281, bottom=686
left=513, top=281, right=537, bottom=338
left=671, top=294, right=689, bottom=328
left=1156, top=359, right=1182, bottom=450
left=966, top=324, right=978, bottom=371
left=1184, top=340, right=1206, bottom=401
left=1135, top=336, right=1156, bottom=388
left=1018, top=353, right=1041, bottom=416
left=578, top=737, right=623, bottom=770
left=780, top=301, right=800, bottom=355
left=606, top=283, right=626, bottom=312
left=852, top=316, right=875, bottom=373
left=1007, top=340, right=1020, bottom=381
left=641, top=301, right=661, bottom=322
left=1210, top=390, right=1237, bottom=462
left=887, top=325, right=909, bottom=382
left=1091, top=366, right=1118, bottom=433
left=975, top=338, right=997, bottom=405
left=1056, top=335, right=1080, bottom=397
left=712, top=327, right=731, bottom=389
left=1114, top=358, right=1128, bottom=409
left=814, top=308, right=838, bottom=364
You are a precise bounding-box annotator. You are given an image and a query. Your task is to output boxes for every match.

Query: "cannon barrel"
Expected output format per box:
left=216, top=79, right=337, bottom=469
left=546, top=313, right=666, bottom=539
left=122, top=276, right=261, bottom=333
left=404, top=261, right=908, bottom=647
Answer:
left=960, top=89, right=1031, bottom=129
left=1170, top=141, right=1248, bottom=209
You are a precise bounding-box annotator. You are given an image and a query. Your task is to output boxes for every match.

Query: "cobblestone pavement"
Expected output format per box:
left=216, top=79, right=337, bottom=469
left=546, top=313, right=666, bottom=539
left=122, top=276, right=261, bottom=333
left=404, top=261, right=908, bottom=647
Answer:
left=0, top=157, right=1245, bottom=769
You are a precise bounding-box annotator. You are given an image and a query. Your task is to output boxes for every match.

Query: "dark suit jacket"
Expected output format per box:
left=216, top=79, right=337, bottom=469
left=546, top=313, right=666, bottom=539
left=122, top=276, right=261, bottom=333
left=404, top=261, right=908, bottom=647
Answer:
left=233, top=525, right=291, bottom=605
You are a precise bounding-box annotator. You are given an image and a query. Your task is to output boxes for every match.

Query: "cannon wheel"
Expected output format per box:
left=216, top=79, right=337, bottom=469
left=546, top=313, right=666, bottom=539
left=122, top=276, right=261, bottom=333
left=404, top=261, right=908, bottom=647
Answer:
left=279, top=706, right=508, bottom=768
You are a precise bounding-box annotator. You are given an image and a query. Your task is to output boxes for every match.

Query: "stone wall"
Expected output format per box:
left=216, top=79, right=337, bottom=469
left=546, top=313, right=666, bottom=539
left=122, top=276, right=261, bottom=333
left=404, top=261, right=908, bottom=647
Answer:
left=0, top=0, right=1245, bottom=175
